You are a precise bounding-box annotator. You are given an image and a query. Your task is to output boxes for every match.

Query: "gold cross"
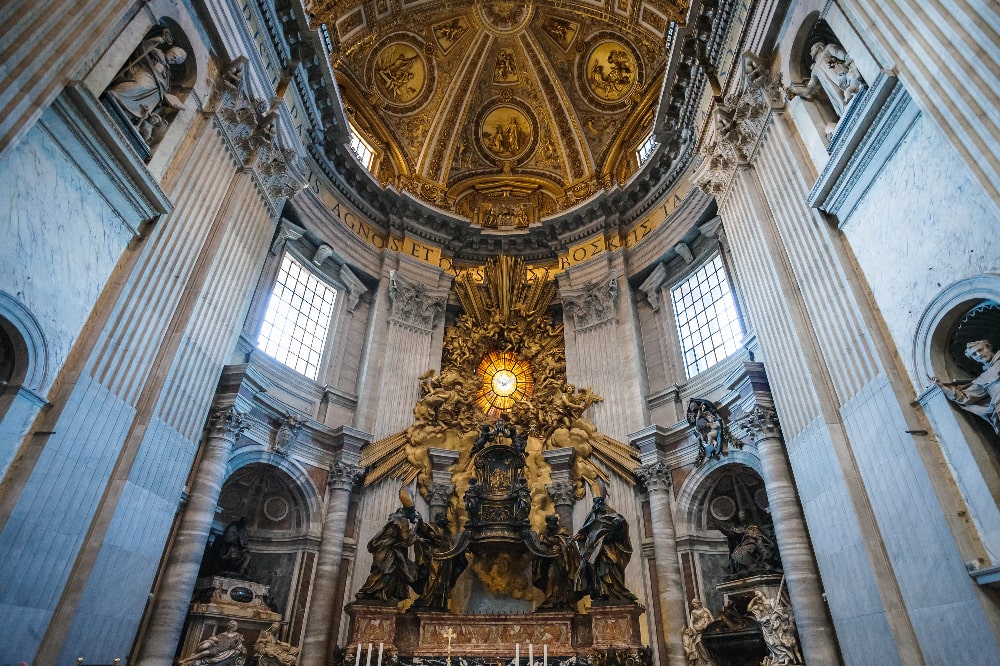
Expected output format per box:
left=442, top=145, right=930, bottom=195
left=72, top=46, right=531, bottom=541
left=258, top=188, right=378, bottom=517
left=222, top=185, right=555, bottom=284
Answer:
left=443, top=627, right=458, bottom=666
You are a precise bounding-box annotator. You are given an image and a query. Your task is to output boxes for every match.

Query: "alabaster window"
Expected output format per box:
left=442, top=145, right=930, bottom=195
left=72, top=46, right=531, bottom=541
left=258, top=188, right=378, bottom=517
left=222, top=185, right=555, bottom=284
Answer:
left=348, top=125, right=375, bottom=171
left=257, top=253, right=337, bottom=380
left=672, top=254, right=744, bottom=378
left=636, top=131, right=658, bottom=165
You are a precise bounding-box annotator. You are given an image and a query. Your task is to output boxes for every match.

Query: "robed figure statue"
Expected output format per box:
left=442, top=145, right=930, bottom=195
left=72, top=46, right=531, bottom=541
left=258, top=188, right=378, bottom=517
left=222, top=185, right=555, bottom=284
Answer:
left=533, top=514, right=580, bottom=609
left=573, top=485, right=636, bottom=604
left=411, top=514, right=466, bottom=611
left=356, top=488, right=421, bottom=603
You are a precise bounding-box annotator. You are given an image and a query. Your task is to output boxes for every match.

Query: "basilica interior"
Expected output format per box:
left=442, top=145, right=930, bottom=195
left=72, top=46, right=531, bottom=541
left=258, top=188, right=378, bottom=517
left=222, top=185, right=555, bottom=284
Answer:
left=1, top=0, right=999, bottom=664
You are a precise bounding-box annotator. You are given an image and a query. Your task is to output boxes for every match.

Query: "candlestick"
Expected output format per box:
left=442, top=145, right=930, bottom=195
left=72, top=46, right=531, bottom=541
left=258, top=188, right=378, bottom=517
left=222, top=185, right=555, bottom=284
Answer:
left=355, top=643, right=362, bottom=666
left=543, top=645, right=548, bottom=666
left=515, top=642, right=520, bottom=665
left=365, top=642, right=373, bottom=666
left=528, top=644, right=533, bottom=665
left=377, top=642, right=383, bottom=666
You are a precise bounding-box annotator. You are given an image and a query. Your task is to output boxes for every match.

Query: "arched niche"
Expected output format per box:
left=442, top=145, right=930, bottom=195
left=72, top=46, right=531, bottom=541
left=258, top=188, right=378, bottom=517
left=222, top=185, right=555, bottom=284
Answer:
left=0, top=290, right=50, bottom=394
left=673, top=454, right=770, bottom=614
left=203, top=461, right=320, bottom=623
left=913, top=274, right=1000, bottom=564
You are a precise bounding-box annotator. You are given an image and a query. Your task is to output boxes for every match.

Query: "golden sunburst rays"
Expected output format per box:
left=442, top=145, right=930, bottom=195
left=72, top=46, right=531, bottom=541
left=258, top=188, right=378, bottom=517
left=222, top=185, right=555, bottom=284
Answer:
left=455, top=255, right=557, bottom=328
left=475, top=350, right=534, bottom=415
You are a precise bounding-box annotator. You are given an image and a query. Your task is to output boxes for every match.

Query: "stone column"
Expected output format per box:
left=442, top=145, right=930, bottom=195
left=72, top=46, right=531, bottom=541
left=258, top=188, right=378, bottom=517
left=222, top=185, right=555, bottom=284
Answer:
left=298, top=461, right=363, bottom=666
left=747, top=406, right=840, bottom=665
left=427, top=482, right=454, bottom=522
left=635, top=462, right=687, bottom=666
left=136, top=405, right=251, bottom=666
left=543, top=447, right=576, bottom=531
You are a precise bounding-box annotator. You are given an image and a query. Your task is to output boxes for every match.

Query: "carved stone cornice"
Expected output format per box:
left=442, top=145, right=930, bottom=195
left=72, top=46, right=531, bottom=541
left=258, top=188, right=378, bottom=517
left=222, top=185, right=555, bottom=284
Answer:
left=546, top=481, right=577, bottom=506
left=387, top=270, right=447, bottom=332
left=327, top=461, right=363, bottom=492
left=694, top=52, right=783, bottom=198
left=427, top=482, right=454, bottom=507
left=339, top=264, right=368, bottom=313
left=561, top=270, right=619, bottom=331
left=638, top=262, right=669, bottom=312
left=207, top=405, right=252, bottom=439
left=636, top=462, right=672, bottom=493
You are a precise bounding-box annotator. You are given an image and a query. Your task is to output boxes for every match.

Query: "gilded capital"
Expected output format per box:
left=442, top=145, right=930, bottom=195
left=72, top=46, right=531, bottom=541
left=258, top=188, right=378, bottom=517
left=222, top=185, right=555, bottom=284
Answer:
left=207, top=405, right=252, bottom=439
left=327, top=461, right=364, bottom=492
left=636, top=462, right=672, bottom=493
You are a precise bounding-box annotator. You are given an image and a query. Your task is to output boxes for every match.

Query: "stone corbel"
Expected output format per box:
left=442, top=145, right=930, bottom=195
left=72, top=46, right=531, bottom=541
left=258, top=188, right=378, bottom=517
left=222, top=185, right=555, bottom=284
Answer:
left=674, top=242, right=694, bottom=264
left=339, top=264, right=368, bottom=313
left=270, top=220, right=305, bottom=255
left=313, top=243, right=336, bottom=266
left=638, top=262, right=669, bottom=312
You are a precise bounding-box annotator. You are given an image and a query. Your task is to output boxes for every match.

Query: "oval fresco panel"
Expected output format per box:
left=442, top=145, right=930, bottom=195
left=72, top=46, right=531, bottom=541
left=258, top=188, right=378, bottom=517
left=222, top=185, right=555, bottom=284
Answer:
left=585, top=40, right=638, bottom=103
left=373, top=43, right=425, bottom=104
left=479, top=105, right=533, bottom=161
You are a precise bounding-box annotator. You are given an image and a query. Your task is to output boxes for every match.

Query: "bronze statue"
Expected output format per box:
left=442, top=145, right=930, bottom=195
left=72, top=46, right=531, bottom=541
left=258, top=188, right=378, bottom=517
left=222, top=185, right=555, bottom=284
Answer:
left=411, top=515, right=466, bottom=611
left=355, top=488, right=421, bottom=603
left=573, top=488, right=636, bottom=604
left=464, top=478, right=484, bottom=523
left=533, top=514, right=580, bottom=610
left=717, top=522, right=781, bottom=578
left=205, top=517, right=252, bottom=578
left=509, top=476, right=531, bottom=522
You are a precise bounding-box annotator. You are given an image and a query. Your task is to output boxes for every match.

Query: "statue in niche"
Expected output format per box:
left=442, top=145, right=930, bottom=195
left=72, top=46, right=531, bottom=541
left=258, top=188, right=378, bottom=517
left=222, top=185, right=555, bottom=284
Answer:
left=682, top=598, right=715, bottom=665
left=411, top=514, right=466, bottom=611
left=786, top=41, right=865, bottom=119
left=573, top=484, right=637, bottom=604
left=355, top=488, right=421, bottom=603
left=716, top=521, right=781, bottom=579
left=204, top=517, right=253, bottom=579
left=747, top=590, right=803, bottom=666
left=103, top=27, right=187, bottom=148
left=180, top=620, right=247, bottom=666
left=533, top=514, right=580, bottom=610
left=687, top=399, right=742, bottom=466
left=254, top=622, right=298, bottom=666
left=935, top=339, right=1000, bottom=435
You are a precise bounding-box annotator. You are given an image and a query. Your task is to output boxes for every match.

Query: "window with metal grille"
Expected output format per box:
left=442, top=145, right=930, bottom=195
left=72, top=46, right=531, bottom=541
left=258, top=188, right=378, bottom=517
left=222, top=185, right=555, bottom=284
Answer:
left=637, top=131, right=658, bottom=165
left=349, top=125, right=375, bottom=170
left=258, top=253, right=337, bottom=380
left=672, top=254, right=744, bottom=378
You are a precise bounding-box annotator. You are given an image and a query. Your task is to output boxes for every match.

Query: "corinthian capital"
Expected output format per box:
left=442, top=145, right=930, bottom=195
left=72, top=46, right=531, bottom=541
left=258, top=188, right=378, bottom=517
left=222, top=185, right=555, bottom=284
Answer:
left=743, top=406, right=781, bottom=439
left=546, top=480, right=577, bottom=506
left=636, top=462, right=672, bottom=493
left=207, top=405, right=252, bottom=439
left=427, top=482, right=454, bottom=506
left=387, top=270, right=447, bottom=331
left=327, top=461, right=364, bottom=492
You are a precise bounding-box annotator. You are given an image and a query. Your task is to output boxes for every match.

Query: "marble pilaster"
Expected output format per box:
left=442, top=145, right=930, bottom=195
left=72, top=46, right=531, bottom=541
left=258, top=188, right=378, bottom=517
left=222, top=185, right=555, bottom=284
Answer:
left=635, top=462, right=687, bottom=665
left=298, top=460, right=363, bottom=666
left=135, top=405, right=251, bottom=666
left=744, top=405, right=840, bottom=666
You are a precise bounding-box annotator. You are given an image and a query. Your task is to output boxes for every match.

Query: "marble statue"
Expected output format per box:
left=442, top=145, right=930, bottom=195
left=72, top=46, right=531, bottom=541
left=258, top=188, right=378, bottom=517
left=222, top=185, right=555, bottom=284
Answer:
left=687, top=399, right=726, bottom=465
left=104, top=29, right=187, bottom=145
left=533, top=514, right=580, bottom=610
left=180, top=620, right=247, bottom=666
left=355, top=488, right=421, bottom=603
left=682, top=599, right=715, bottom=665
left=935, top=339, right=1000, bottom=435
left=254, top=622, right=298, bottom=666
left=747, top=590, right=803, bottom=666
left=411, top=514, right=466, bottom=611
left=573, top=488, right=636, bottom=604
left=786, top=41, right=864, bottom=117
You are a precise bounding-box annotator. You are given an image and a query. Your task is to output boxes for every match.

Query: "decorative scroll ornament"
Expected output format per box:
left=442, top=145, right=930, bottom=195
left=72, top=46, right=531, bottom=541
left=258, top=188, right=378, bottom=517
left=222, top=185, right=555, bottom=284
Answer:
left=387, top=269, right=447, bottom=331
left=208, top=405, right=252, bottom=439
left=695, top=52, right=784, bottom=197
left=327, top=461, right=363, bottom=492
left=561, top=269, right=620, bottom=331
left=635, top=462, right=672, bottom=492
left=211, top=58, right=305, bottom=211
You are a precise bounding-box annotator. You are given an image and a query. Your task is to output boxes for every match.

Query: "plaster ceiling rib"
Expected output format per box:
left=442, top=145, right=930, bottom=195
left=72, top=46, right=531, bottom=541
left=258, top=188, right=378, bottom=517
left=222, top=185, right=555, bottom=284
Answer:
left=418, top=29, right=494, bottom=182
left=518, top=31, right=592, bottom=185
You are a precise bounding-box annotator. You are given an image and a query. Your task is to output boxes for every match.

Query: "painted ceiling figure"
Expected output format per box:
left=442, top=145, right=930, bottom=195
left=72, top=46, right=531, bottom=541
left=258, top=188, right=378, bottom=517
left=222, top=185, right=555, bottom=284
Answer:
left=573, top=489, right=636, bottom=604
left=355, top=489, right=421, bottom=603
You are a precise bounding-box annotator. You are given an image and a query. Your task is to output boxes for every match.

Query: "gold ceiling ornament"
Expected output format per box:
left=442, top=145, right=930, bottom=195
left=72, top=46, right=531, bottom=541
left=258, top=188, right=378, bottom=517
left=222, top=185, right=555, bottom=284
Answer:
left=475, top=350, right=534, bottom=415
left=321, top=0, right=690, bottom=218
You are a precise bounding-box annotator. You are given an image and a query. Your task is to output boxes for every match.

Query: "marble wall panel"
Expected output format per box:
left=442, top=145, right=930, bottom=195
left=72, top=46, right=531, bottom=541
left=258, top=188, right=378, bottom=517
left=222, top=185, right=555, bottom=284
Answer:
left=841, top=114, right=1000, bottom=392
